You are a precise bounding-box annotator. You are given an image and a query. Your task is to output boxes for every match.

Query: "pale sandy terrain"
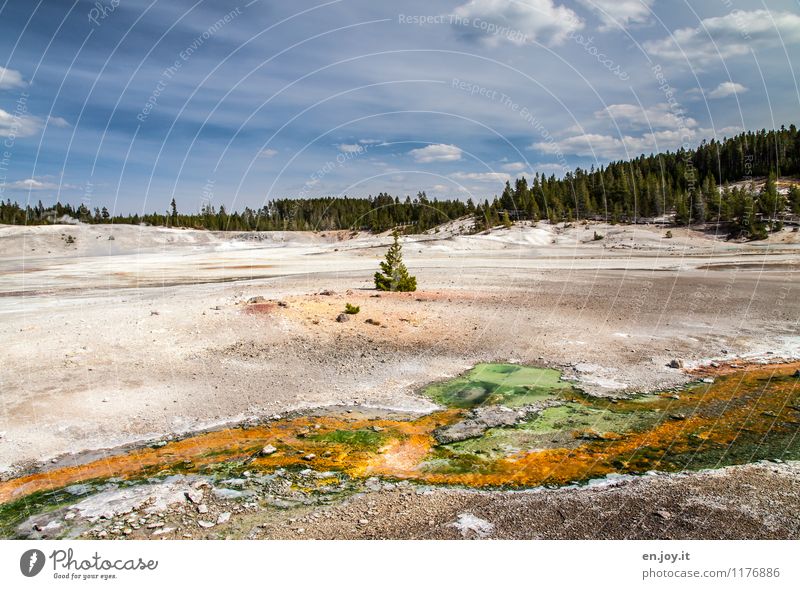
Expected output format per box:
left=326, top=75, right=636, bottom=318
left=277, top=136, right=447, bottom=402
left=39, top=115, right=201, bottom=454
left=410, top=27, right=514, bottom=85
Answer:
left=1, top=220, right=799, bottom=477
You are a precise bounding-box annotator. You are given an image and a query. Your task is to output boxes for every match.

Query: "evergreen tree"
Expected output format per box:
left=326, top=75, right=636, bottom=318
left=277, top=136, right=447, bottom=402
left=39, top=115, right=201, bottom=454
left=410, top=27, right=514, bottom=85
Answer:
left=691, top=188, right=706, bottom=224
left=788, top=185, right=800, bottom=215
left=758, top=172, right=785, bottom=230
left=374, top=229, right=417, bottom=292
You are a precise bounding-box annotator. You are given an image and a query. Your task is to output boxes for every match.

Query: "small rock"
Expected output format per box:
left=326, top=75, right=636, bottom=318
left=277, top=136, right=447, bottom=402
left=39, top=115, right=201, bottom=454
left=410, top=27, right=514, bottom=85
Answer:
left=655, top=510, right=672, bottom=520
left=185, top=489, right=204, bottom=504
left=198, top=520, right=215, bottom=529
left=668, top=359, right=684, bottom=369
left=701, top=377, right=714, bottom=384
left=217, top=512, right=231, bottom=525
left=247, top=296, right=267, bottom=304
left=152, top=527, right=175, bottom=536
left=197, top=505, right=209, bottom=514
left=213, top=488, right=243, bottom=500
left=358, top=519, right=369, bottom=525
left=336, top=313, right=350, bottom=323
left=302, top=454, right=316, bottom=461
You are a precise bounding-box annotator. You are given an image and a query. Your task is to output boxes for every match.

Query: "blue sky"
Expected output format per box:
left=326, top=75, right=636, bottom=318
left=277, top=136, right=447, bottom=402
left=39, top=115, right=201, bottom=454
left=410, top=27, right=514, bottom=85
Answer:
left=0, top=0, right=798, bottom=214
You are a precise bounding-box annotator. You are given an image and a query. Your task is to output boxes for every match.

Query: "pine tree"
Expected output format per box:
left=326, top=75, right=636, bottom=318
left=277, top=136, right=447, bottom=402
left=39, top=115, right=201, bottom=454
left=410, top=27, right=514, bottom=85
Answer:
left=759, top=172, right=785, bottom=230
left=374, top=229, right=417, bottom=292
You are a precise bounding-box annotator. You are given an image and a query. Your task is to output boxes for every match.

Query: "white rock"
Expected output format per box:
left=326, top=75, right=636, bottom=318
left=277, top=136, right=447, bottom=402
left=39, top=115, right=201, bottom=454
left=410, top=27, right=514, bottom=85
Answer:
left=152, top=527, right=175, bottom=536
left=217, top=512, right=231, bottom=525
left=452, top=513, right=494, bottom=539
left=73, top=476, right=192, bottom=519
left=185, top=489, right=203, bottom=504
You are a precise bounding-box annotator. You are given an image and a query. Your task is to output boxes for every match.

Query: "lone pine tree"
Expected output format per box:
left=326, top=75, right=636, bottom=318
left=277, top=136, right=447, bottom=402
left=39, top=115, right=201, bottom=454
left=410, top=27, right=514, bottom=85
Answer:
left=374, top=229, right=417, bottom=292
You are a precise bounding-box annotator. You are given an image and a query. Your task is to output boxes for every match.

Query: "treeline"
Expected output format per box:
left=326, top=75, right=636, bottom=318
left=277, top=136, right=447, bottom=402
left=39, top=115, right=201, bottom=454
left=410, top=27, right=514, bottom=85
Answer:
left=479, top=125, right=800, bottom=238
left=2, top=126, right=799, bottom=238
left=0, top=193, right=470, bottom=233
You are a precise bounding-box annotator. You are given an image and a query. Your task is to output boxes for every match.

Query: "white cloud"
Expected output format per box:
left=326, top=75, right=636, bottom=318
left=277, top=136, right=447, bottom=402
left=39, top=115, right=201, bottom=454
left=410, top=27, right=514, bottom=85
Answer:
left=531, top=124, right=744, bottom=159
left=532, top=133, right=628, bottom=158
left=501, top=161, right=528, bottom=172
left=530, top=99, right=729, bottom=159
left=450, top=171, right=511, bottom=183
left=46, top=116, right=70, bottom=128
left=258, top=148, right=278, bottom=158
left=533, top=162, right=568, bottom=176
left=409, top=143, right=462, bottom=163
left=337, top=143, right=365, bottom=153
left=358, top=139, right=382, bottom=144
left=595, top=103, right=696, bottom=130
left=0, top=67, right=26, bottom=90
left=643, top=10, right=800, bottom=63
left=578, top=0, right=653, bottom=29
left=0, top=108, right=43, bottom=138
left=453, top=0, right=582, bottom=46
left=708, top=81, right=748, bottom=99
left=7, top=178, right=60, bottom=190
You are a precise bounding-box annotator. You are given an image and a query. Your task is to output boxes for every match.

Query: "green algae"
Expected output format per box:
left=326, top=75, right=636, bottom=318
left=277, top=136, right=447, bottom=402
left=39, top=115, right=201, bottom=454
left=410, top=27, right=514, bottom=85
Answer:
left=310, top=428, right=390, bottom=450
left=520, top=402, right=661, bottom=435
left=2, top=361, right=799, bottom=535
left=0, top=480, right=103, bottom=538
left=422, top=363, right=575, bottom=408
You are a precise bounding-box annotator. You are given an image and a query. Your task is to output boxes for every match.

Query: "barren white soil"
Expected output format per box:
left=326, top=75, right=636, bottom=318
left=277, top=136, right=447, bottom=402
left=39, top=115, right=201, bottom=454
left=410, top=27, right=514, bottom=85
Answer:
left=1, top=220, right=798, bottom=476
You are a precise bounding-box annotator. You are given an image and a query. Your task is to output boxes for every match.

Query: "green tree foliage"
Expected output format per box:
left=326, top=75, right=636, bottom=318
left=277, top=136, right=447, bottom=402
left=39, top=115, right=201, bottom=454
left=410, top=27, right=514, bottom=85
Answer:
left=788, top=185, right=800, bottom=215
left=374, top=230, right=417, bottom=292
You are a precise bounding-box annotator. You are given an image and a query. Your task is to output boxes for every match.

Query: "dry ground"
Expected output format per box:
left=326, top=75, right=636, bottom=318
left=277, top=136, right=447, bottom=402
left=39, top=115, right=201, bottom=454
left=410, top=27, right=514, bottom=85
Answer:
left=1, top=220, right=799, bottom=539
left=1, top=221, right=798, bottom=475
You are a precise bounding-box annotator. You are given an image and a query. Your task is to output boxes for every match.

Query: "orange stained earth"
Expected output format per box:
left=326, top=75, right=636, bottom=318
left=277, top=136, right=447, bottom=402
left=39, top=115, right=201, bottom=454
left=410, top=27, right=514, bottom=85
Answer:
left=0, top=361, right=798, bottom=505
